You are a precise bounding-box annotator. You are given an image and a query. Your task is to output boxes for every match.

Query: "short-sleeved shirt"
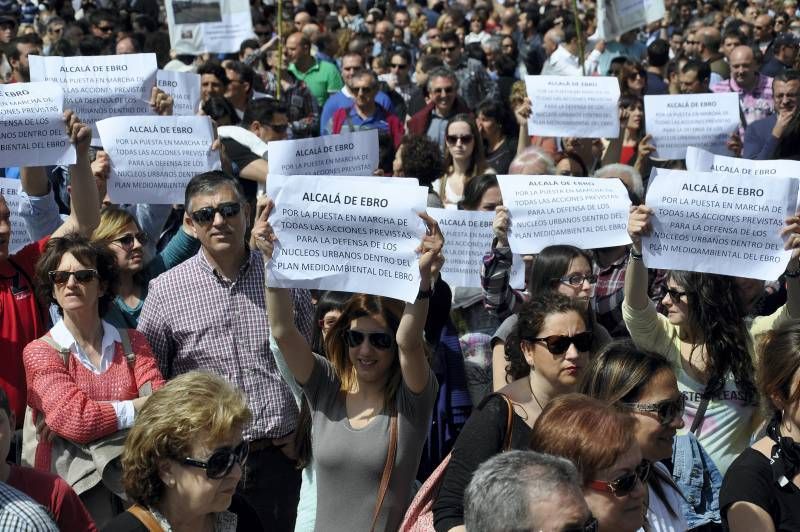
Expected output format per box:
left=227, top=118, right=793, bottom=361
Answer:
left=720, top=447, right=800, bottom=531
left=305, top=354, right=437, bottom=532
left=288, top=60, right=344, bottom=107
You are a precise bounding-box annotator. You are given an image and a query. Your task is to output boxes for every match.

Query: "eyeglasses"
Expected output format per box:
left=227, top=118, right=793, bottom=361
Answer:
left=267, top=122, right=289, bottom=133
left=48, top=26, right=63, bottom=34
left=48, top=269, right=99, bottom=285
left=564, top=516, right=600, bottom=532
left=440, top=46, right=457, bottom=52
left=182, top=441, right=249, bottom=479
left=97, top=24, right=114, bottom=33
left=531, top=331, right=593, bottom=355
left=664, top=287, right=687, bottom=300
left=352, top=86, right=375, bottom=94
left=390, top=63, right=408, bottom=69
left=625, top=395, right=686, bottom=427
left=588, top=460, right=651, bottom=497
left=112, top=232, right=148, bottom=250
left=432, top=86, right=455, bottom=95
left=345, top=329, right=393, bottom=350
left=558, top=273, right=598, bottom=286
left=446, top=134, right=473, bottom=145
left=189, top=201, right=242, bottom=225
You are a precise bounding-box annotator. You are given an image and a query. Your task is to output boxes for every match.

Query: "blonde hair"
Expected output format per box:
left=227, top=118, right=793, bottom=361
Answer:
left=121, top=371, right=252, bottom=506
left=92, top=205, right=139, bottom=244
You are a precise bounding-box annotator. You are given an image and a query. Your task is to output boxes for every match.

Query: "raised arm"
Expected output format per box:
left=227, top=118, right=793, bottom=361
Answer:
left=624, top=205, right=654, bottom=310
left=255, top=199, right=316, bottom=385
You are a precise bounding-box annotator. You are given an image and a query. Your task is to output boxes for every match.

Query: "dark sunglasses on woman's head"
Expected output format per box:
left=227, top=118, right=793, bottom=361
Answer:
left=532, top=331, right=593, bottom=355
left=112, top=232, right=148, bottom=250
left=182, top=440, right=249, bottom=479
left=345, top=329, right=393, bottom=350
left=190, top=201, right=241, bottom=225
left=48, top=269, right=99, bottom=285
left=588, top=460, right=651, bottom=498
left=625, top=395, right=686, bottom=426
left=564, top=515, right=599, bottom=532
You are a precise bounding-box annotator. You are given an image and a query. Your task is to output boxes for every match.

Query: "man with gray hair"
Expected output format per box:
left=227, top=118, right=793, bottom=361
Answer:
left=464, top=450, right=595, bottom=532
left=407, top=67, right=471, bottom=147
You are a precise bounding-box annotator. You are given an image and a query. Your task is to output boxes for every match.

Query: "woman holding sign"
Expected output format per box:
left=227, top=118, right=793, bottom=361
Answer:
left=625, top=205, right=800, bottom=475
left=256, top=202, right=442, bottom=532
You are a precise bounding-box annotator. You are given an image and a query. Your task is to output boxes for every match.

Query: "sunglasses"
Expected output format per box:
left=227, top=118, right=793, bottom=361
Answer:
left=49, top=269, right=99, bottom=285
left=190, top=202, right=241, bottom=225
left=267, top=123, right=289, bottom=133
left=97, top=24, right=114, bottom=33
left=564, top=516, right=600, bottom=532
left=558, top=273, right=598, bottom=287
left=588, top=460, right=651, bottom=497
left=345, top=329, right=393, bottom=350
left=440, top=46, right=457, bottom=52
left=390, top=63, right=408, bottom=69
left=625, top=395, right=686, bottom=427
left=352, top=86, right=375, bottom=94
left=664, top=288, right=687, bottom=300
left=446, top=134, right=473, bottom=145
left=182, top=440, right=249, bottom=479
left=531, top=331, right=593, bottom=355
left=112, top=232, right=148, bottom=250
left=432, top=87, right=455, bottom=94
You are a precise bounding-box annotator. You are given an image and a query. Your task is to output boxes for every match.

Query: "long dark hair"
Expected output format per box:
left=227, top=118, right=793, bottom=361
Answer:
left=668, top=271, right=757, bottom=402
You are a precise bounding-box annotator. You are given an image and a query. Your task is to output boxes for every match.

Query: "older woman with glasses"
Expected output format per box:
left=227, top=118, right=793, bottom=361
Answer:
left=102, top=371, right=262, bottom=531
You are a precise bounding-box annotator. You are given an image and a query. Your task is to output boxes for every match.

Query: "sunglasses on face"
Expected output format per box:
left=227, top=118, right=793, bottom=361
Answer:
left=345, top=329, right=393, bottom=350
left=97, top=24, right=114, bottom=33
left=625, top=395, right=686, bottom=426
left=664, top=287, right=687, bottom=300
left=440, top=46, right=457, bottom=52
left=112, top=232, right=148, bottom=250
left=390, top=63, right=408, bottom=69
left=48, top=269, right=99, bottom=285
left=182, top=440, right=249, bottom=479
left=588, top=460, right=651, bottom=497
left=432, top=86, right=455, bottom=95
left=446, top=134, right=473, bottom=145
left=531, top=331, right=593, bottom=355
left=352, top=86, right=375, bottom=94
left=190, top=201, right=241, bottom=225
left=558, top=273, right=598, bottom=287
left=563, top=516, right=600, bottom=532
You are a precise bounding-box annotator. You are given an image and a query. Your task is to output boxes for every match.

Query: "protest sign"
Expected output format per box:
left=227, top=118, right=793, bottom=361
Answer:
left=165, top=0, right=254, bottom=54
left=267, top=175, right=428, bottom=302
left=0, top=82, right=75, bottom=168
left=644, top=93, right=740, bottom=160
left=29, top=54, right=157, bottom=143
left=526, top=76, right=620, bottom=138
left=597, top=0, right=665, bottom=39
left=642, top=168, right=798, bottom=280
left=497, top=175, right=632, bottom=254
left=686, top=145, right=800, bottom=178
left=0, top=178, right=32, bottom=253
left=156, top=70, right=201, bottom=116
left=98, top=115, right=219, bottom=204
left=267, top=130, right=379, bottom=176
left=429, top=208, right=525, bottom=289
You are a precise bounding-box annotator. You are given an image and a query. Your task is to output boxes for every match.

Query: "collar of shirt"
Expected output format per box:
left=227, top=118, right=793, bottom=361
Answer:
left=50, top=319, right=120, bottom=374
left=552, top=44, right=579, bottom=66
left=289, top=59, right=320, bottom=77
left=198, top=247, right=252, bottom=283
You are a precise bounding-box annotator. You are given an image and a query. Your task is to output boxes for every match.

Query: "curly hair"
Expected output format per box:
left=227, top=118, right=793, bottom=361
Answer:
left=121, top=371, right=252, bottom=507
left=397, top=134, right=444, bottom=187
left=505, top=293, right=586, bottom=380
left=34, top=233, right=119, bottom=317
left=668, top=271, right=757, bottom=403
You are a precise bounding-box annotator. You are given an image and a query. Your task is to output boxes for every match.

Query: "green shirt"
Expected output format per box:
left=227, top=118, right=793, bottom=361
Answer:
left=288, top=59, right=343, bottom=106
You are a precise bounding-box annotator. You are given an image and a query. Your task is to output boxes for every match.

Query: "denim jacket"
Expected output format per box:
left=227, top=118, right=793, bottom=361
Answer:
left=672, top=433, right=723, bottom=528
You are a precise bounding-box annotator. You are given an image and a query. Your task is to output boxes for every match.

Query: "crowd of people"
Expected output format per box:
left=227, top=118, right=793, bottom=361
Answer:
left=2, top=0, right=800, bottom=530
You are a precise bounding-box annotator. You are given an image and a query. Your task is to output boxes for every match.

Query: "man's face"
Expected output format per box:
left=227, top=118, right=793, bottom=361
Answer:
left=224, top=68, right=249, bottom=104
left=429, top=75, right=457, bottom=115
left=285, top=36, right=306, bottom=64
left=0, top=22, right=16, bottom=44
left=778, top=44, right=799, bottom=66
left=683, top=32, right=698, bottom=57
left=0, top=196, right=11, bottom=261
left=200, top=74, right=225, bottom=101
left=46, top=22, right=64, bottom=41
left=530, top=491, right=594, bottom=532
left=440, top=39, right=462, bottom=66
left=351, top=75, right=376, bottom=112
left=185, top=185, right=249, bottom=255
left=253, top=23, right=271, bottom=44
left=669, top=33, right=683, bottom=53
left=294, top=12, right=310, bottom=32
left=253, top=112, right=289, bottom=142
left=394, top=12, right=409, bottom=29
left=426, top=28, right=440, bottom=44
left=730, top=49, right=756, bottom=86
left=679, top=70, right=705, bottom=93
left=744, top=5, right=759, bottom=22
left=754, top=15, right=773, bottom=41
left=375, top=22, right=392, bottom=43
left=721, top=36, right=741, bottom=58
left=341, top=55, right=363, bottom=84
left=13, top=42, right=39, bottom=81
left=91, top=19, right=115, bottom=39
left=773, top=79, right=800, bottom=114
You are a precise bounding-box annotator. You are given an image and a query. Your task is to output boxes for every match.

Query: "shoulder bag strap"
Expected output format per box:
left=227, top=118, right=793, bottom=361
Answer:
left=497, top=393, right=515, bottom=451
left=38, top=335, right=71, bottom=367
left=118, top=328, right=153, bottom=397
left=370, top=409, right=398, bottom=532
left=126, top=505, right=165, bottom=532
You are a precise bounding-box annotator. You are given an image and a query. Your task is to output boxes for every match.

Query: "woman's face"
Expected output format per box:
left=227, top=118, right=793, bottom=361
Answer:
left=446, top=121, right=475, bottom=162
left=108, top=221, right=145, bottom=274
left=554, top=255, right=594, bottom=309
left=584, top=443, right=647, bottom=532
left=625, top=103, right=644, bottom=131
left=631, top=369, right=685, bottom=462
left=662, top=278, right=690, bottom=327
left=522, top=310, right=589, bottom=392
left=163, top=430, right=244, bottom=517
left=320, top=309, right=341, bottom=339
left=348, top=314, right=395, bottom=385
left=556, top=157, right=582, bottom=176
left=52, top=252, right=103, bottom=315
left=626, top=70, right=646, bottom=93
left=475, top=112, right=500, bottom=141
left=477, top=186, right=502, bottom=211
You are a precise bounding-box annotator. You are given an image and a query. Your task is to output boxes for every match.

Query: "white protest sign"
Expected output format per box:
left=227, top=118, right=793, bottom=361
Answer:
left=643, top=168, right=798, bottom=280
left=644, top=93, right=740, bottom=160
left=0, top=82, right=75, bottom=168
left=267, top=130, right=379, bottom=176
left=686, top=145, right=800, bottom=178
left=98, top=115, right=220, bottom=204
left=165, top=0, right=254, bottom=54
left=29, top=54, right=157, bottom=144
left=497, top=175, right=632, bottom=254
left=526, top=76, right=621, bottom=138
left=0, top=178, right=32, bottom=253
left=429, top=208, right=525, bottom=289
left=156, top=70, right=201, bottom=116
left=267, top=173, right=419, bottom=197
left=597, top=0, right=665, bottom=40
left=267, top=175, right=428, bottom=302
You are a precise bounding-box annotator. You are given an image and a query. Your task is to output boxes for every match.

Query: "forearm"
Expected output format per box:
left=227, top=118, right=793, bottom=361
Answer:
left=786, top=256, right=800, bottom=318
left=65, top=151, right=100, bottom=236
left=624, top=252, right=650, bottom=310
left=20, top=166, right=50, bottom=196
left=517, top=124, right=530, bottom=154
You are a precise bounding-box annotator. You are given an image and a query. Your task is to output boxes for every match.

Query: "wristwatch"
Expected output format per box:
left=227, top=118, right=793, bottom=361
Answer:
left=417, top=286, right=434, bottom=300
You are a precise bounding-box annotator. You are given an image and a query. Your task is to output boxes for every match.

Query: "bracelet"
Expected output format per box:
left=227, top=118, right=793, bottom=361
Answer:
left=630, top=249, right=644, bottom=260
left=786, top=265, right=800, bottom=278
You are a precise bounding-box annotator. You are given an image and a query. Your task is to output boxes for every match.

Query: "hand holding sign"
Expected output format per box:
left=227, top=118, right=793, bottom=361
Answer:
left=417, top=212, right=445, bottom=286
left=64, top=109, right=91, bottom=159
left=149, top=86, right=174, bottom=116
left=627, top=204, right=654, bottom=253
left=781, top=211, right=800, bottom=255
left=493, top=206, right=511, bottom=246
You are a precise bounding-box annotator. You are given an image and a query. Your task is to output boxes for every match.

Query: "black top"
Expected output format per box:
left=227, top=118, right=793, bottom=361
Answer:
left=720, top=447, right=800, bottom=532
left=485, top=136, right=516, bottom=175
left=221, top=137, right=260, bottom=202
left=432, top=393, right=532, bottom=532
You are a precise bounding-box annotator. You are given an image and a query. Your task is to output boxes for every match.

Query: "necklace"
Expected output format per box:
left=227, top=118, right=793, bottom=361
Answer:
left=528, top=377, right=545, bottom=411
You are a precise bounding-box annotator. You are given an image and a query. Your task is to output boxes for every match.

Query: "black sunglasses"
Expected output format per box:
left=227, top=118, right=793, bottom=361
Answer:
left=182, top=440, right=249, bottom=479
left=345, top=329, right=393, bottom=350
left=48, top=269, right=99, bottom=285
left=190, top=202, right=241, bottom=225
left=625, top=395, right=686, bottom=427
left=446, top=134, right=473, bottom=145
left=664, top=288, right=687, bottom=300
left=112, top=232, right=148, bottom=250
left=531, top=331, right=593, bottom=355
left=564, top=516, right=600, bottom=532
left=588, top=460, right=651, bottom=497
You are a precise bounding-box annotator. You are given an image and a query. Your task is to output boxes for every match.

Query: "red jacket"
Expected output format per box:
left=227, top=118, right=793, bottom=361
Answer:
left=331, top=105, right=404, bottom=149
left=406, top=98, right=472, bottom=137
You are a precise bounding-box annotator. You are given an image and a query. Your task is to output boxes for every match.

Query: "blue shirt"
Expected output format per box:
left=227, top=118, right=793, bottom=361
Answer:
left=320, top=89, right=394, bottom=135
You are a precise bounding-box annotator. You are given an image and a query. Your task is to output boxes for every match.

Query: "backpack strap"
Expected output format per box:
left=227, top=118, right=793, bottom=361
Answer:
left=118, top=328, right=135, bottom=367
left=498, top=393, right=515, bottom=451
left=370, top=409, right=398, bottom=532
left=38, top=335, right=71, bottom=367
